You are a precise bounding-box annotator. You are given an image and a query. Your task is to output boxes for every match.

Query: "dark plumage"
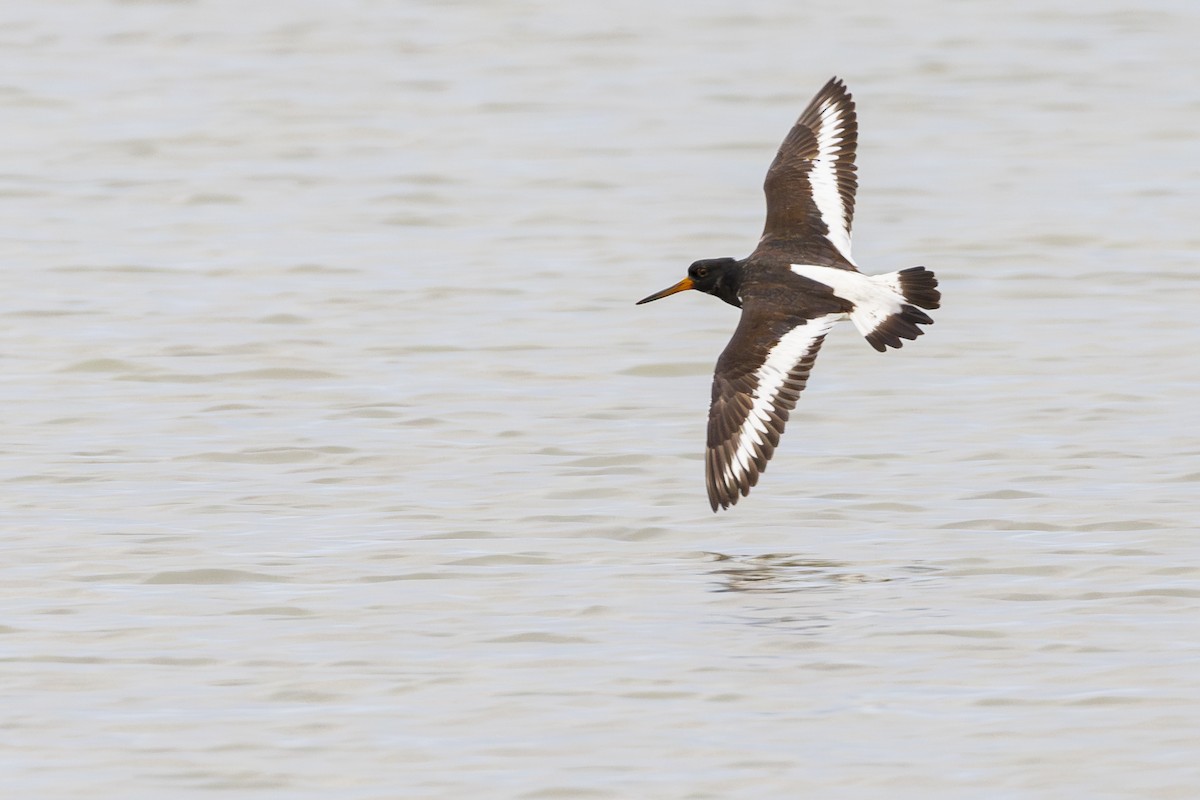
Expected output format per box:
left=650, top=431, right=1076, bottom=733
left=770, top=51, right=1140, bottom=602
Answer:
left=637, top=77, right=941, bottom=511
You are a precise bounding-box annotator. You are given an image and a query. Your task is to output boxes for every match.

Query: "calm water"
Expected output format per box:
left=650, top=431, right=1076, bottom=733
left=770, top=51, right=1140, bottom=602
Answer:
left=4, top=1, right=1199, bottom=797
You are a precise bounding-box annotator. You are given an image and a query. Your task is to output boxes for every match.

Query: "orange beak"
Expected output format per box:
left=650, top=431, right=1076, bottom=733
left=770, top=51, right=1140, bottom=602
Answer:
left=635, top=277, right=696, bottom=305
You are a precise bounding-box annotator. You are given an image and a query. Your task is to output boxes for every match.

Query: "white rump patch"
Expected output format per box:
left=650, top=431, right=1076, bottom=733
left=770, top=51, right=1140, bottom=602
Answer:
left=808, top=98, right=855, bottom=265
left=722, top=314, right=841, bottom=490
left=790, top=264, right=906, bottom=339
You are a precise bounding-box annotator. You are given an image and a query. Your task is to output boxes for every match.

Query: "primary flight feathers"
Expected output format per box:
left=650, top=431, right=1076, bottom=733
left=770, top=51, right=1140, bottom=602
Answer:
left=637, top=77, right=940, bottom=511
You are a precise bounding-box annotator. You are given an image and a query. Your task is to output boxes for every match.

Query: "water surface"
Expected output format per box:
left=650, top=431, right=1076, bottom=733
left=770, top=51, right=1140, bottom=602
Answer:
left=3, top=1, right=1199, bottom=797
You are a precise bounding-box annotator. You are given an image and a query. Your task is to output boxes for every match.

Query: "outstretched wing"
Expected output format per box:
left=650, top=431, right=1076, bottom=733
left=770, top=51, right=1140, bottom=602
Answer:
left=758, top=77, right=859, bottom=266
left=706, top=310, right=842, bottom=511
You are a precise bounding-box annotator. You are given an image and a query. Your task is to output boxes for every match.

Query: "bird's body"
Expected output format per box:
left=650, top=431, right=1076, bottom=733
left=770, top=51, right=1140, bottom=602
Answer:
left=637, top=77, right=940, bottom=512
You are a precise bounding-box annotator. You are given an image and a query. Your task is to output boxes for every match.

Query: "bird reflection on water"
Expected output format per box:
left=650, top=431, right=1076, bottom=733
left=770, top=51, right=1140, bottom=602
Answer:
left=706, top=552, right=881, bottom=594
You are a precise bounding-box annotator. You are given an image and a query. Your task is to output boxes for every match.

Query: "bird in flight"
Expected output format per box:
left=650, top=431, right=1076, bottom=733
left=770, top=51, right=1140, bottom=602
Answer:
left=637, top=77, right=941, bottom=512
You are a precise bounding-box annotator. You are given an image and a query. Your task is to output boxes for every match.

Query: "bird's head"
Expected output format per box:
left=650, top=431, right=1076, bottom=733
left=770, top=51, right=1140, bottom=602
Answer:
left=635, top=258, right=743, bottom=308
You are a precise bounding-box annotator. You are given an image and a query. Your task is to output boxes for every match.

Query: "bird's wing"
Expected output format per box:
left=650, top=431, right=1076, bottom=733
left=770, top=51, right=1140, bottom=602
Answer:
left=757, top=77, right=859, bottom=267
left=706, top=309, right=842, bottom=511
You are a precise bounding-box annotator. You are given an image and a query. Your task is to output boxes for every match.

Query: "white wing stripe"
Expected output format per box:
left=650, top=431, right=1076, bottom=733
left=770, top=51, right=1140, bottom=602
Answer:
left=720, top=314, right=841, bottom=489
left=808, top=98, right=855, bottom=264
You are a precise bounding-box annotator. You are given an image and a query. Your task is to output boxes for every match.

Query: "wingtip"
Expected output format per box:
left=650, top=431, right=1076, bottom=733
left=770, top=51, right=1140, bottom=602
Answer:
left=826, top=76, right=853, bottom=104
left=708, top=492, right=735, bottom=513
left=706, top=465, right=738, bottom=513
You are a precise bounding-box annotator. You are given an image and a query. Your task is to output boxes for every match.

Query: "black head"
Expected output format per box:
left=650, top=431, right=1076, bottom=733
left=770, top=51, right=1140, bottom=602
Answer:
left=635, top=257, right=743, bottom=308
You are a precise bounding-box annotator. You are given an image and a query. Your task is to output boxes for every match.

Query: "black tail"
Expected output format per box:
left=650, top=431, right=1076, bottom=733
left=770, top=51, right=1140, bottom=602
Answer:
left=861, top=267, right=940, bottom=352
left=864, top=304, right=934, bottom=352
left=897, top=266, right=940, bottom=310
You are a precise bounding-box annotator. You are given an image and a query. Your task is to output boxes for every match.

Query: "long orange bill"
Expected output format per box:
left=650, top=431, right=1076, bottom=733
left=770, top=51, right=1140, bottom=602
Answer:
left=635, top=277, right=695, bottom=305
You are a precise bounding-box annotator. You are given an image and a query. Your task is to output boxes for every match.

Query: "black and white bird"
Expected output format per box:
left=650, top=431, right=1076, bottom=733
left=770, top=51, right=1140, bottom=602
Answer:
left=636, top=77, right=940, bottom=512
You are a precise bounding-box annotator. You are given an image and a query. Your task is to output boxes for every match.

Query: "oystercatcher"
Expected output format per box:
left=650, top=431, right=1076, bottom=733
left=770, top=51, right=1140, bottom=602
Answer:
left=637, top=77, right=940, bottom=512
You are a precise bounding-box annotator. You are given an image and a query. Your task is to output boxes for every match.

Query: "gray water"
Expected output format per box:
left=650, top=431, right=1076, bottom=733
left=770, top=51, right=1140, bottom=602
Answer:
left=4, top=1, right=1199, bottom=797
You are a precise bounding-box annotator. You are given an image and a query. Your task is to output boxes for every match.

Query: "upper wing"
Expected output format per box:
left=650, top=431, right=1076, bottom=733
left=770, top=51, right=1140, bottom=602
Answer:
left=758, top=77, right=859, bottom=266
left=706, top=309, right=842, bottom=511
